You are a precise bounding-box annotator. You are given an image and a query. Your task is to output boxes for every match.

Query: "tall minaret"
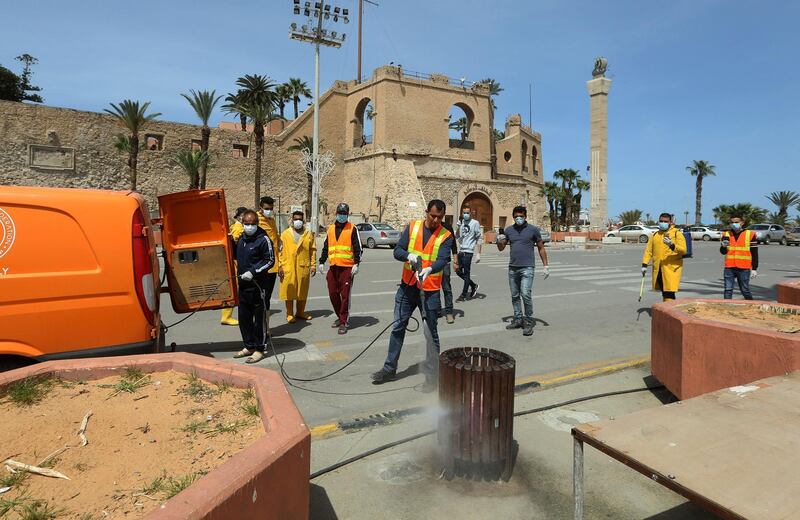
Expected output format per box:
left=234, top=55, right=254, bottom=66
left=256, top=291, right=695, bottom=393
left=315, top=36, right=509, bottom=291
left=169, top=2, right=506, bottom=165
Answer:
left=587, top=57, right=611, bottom=230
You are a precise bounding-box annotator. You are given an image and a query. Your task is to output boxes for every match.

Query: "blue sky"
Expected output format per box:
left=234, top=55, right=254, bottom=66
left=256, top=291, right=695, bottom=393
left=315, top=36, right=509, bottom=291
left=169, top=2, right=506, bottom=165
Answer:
left=2, top=0, right=799, bottom=223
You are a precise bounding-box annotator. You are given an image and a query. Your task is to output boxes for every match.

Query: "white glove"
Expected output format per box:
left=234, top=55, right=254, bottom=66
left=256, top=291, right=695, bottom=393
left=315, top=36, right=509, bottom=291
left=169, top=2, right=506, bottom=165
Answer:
left=722, top=239, right=730, bottom=247
left=641, top=267, right=647, bottom=276
left=662, top=236, right=674, bottom=247
left=318, top=263, right=325, bottom=274
left=475, top=253, right=481, bottom=263
left=543, top=266, right=550, bottom=279
left=407, top=253, right=419, bottom=265
left=417, top=266, right=433, bottom=282
left=497, top=234, right=507, bottom=243
left=240, top=271, right=254, bottom=282
left=751, top=270, right=758, bottom=278
left=351, top=264, right=359, bottom=276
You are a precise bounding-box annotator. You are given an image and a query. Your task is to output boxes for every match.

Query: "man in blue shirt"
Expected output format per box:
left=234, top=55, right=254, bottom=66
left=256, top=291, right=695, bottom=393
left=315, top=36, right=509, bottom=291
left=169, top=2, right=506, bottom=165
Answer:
left=496, top=206, right=549, bottom=337
left=371, top=200, right=454, bottom=392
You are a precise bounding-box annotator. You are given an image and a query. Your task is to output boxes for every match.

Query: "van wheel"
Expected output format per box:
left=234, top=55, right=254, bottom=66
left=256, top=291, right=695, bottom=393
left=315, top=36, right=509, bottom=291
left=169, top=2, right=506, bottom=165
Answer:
left=366, top=238, right=377, bottom=249
left=0, top=355, right=35, bottom=373
left=639, top=235, right=648, bottom=243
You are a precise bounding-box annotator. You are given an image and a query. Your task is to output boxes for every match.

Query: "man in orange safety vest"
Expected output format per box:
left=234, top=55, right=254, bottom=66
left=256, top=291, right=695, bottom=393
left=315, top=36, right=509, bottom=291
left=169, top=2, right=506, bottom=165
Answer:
left=720, top=215, right=759, bottom=300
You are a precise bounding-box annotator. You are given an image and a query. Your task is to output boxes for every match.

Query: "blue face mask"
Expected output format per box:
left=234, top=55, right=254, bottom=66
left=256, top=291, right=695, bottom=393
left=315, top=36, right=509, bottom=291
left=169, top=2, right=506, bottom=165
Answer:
left=658, top=222, right=670, bottom=231
left=463, top=213, right=471, bottom=221
left=731, top=222, right=741, bottom=231
left=514, top=217, right=525, bottom=226
left=336, top=214, right=348, bottom=224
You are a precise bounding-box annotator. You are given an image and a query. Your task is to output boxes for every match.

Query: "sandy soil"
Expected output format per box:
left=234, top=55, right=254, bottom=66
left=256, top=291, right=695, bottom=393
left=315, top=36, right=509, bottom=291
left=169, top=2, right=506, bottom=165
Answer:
left=0, top=370, right=264, bottom=519
left=680, top=302, right=800, bottom=333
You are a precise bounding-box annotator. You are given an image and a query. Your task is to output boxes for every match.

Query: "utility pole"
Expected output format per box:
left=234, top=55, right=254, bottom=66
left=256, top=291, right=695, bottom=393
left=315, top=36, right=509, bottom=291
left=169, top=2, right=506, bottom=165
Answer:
left=289, top=0, right=348, bottom=233
left=356, top=0, right=378, bottom=83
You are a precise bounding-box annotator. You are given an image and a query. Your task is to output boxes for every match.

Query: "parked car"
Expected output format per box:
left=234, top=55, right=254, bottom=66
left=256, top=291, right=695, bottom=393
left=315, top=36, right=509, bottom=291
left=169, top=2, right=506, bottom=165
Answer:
left=539, top=229, right=551, bottom=243
left=0, top=186, right=236, bottom=371
left=356, top=222, right=401, bottom=248
left=746, top=223, right=787, bottom=245
left=786, top=226, right=800, bottom=246
left=605, top=225, right=655, bottom=243
left=688, top=226, right=722, bottom=241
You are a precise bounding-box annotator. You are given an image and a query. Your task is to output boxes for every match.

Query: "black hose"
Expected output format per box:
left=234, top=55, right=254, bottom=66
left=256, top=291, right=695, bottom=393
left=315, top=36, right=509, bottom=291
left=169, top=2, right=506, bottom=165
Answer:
left=309, top=384, right=665, bottom=480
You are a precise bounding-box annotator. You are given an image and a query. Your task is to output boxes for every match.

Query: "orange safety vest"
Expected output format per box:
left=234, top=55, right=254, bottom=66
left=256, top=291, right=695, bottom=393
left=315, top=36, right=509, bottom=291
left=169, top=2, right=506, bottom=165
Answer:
left=401, top=220, right=452, bottom=291
left=723, top=230, right=756, bottom=269
left=327, top=222, right=355, bottom=267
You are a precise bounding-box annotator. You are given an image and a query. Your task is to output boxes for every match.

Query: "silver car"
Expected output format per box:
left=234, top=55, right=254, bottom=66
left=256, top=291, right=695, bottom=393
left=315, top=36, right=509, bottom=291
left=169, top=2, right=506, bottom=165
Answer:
left=747, top=223, right=787, bottom=245
left=688, top=226, right=722, bottom=241
left=356, top=222, right=401, bottom=249
left=605, top=225, right=655, bottom=243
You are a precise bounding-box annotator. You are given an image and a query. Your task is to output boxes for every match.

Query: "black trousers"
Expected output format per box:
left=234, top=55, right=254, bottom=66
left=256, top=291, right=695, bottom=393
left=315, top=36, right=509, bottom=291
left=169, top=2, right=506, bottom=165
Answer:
left=262, top=272, right=277, bottom=310
left=456, top=252, right=476, bottom=297
left=238, top=283, right=265, bottom=351
left=656, top=269, right=676, bottom=301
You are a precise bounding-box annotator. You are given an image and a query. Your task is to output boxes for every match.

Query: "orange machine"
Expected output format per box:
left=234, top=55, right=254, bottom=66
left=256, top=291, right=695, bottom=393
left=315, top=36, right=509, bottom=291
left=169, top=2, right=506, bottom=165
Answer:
left=0, top=186, right=236, bottom=370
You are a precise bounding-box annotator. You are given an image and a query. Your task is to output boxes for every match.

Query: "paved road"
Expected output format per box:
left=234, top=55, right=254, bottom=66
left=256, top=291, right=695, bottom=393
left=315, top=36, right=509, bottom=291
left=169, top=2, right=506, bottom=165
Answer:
left=161, top=240, right=799, bottom=425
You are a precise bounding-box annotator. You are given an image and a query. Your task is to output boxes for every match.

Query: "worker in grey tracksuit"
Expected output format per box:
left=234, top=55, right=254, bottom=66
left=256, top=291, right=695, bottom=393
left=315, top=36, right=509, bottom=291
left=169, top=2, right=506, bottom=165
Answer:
left=455, top=206, right=483, bottom=301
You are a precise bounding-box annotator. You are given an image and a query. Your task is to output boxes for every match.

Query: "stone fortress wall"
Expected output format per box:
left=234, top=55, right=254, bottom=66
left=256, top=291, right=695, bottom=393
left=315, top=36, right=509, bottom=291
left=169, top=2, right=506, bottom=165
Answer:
left=0, top=65, right=546, bottom=230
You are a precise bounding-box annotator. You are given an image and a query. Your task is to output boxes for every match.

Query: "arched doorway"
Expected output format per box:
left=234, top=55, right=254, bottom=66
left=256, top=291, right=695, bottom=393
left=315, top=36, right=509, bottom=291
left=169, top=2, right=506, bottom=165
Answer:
left=461, top=192, right=493, bottom=229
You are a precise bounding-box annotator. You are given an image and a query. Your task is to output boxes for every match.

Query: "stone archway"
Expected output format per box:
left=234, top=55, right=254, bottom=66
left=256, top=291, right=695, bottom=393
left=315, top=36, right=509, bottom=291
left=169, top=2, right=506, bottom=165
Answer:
left=461, top=192, right=493, bottom=229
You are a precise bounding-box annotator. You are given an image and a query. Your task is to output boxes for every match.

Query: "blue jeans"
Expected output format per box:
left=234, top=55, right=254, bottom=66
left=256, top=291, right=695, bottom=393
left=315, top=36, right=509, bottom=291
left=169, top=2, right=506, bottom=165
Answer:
left=384, top=284, right=442, bottom=377
left=456, top=252, right=476, bottom=297
left=441, top=262, right=454, bottom=314
left=724, top=267, right=753, bottom=300
left=509, top=266, right=534, bottom=321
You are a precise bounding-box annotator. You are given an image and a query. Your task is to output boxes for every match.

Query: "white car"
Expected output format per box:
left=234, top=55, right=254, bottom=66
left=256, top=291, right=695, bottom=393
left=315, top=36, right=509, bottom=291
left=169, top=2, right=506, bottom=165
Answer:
left=688, top=226, right=722, bottom=241
left=605, top=225, right=656, bottom=243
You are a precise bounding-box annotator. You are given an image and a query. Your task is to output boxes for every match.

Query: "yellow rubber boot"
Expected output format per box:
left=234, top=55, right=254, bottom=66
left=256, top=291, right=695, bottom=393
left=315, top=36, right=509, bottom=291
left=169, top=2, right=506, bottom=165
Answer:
left=220, top=307, right=238, bottom=326
left=286, top=301, right=296, bottom=323
left=296, top=300, right=312, bottom=320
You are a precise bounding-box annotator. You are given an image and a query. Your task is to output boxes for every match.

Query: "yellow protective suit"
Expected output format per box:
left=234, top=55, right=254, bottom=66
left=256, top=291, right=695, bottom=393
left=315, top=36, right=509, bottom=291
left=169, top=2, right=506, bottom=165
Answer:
left=642, top=226, right=686, bottom=293
left=279, top=227, right=317, bottom=302
left=258, top=214, right=280, bottom=274
left=229, top=220, right=244, bottom=241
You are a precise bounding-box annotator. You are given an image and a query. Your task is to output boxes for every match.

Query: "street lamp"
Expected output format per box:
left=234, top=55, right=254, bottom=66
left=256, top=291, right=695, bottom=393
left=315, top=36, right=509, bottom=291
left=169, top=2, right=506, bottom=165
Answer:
left=289, top=0, right=348, bottom=234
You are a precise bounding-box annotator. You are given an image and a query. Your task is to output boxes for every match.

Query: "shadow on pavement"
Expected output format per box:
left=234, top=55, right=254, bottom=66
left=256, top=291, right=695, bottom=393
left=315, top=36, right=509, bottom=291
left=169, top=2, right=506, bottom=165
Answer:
left=309, top=483, right=339, bottom=520
left=175, top=337, right=307, bottom=357
left=642, top=375, right=678, bottom=405
left=644, top=502, right=719, bottom=519
left=348, top=315, right=380, bottom=330
left=636, top=307, right=652, bottom=320
left=500, top=316, right=550, bottom=327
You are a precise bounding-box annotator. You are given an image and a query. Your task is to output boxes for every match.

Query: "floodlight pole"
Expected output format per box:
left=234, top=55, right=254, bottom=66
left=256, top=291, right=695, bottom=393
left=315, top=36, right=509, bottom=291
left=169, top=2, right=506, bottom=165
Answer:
left=311, top=6, right=323, bottom=236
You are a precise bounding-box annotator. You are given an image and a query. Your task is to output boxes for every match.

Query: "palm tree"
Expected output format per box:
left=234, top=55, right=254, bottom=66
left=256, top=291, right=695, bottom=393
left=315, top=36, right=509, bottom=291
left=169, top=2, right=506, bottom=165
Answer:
left=573, top=178, right=591, bottom=224
left=712, top=203, right=767, bottom=227
left=286, top=77, right=311, bottom=119
left=765, top=191, right=800, bottom=225
left=686, top=160, right=716, bottom=225
left=241, top=100, right=282, bottom=207
left=619, top=209, right=643, bottom=226
left=479, top=78, right=503, bottom=179
left=275, top=83, right=291, bottom=119
left=448, top=116, right=468, bottom=141
left=174, top=149, right=209, bottom=190
left=104, top=100, right=161, bottom=191
left=223, top=90, right=248, bottom=131
left=540, top=181, right=560, bottom=231
left=492, top=129, right=505, bottom=141
left=553, top=168, right=579, bottom=228
left=181, top=89, right=222, bottom=189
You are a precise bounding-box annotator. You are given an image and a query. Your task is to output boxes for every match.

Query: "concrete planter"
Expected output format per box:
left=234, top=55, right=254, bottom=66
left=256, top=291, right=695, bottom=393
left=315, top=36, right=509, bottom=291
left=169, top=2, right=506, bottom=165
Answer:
left=651, top=299, right=800, bottom=400
left=778, top=280, right=800, bottom=306
left=0, top=353, right=310, bottom=520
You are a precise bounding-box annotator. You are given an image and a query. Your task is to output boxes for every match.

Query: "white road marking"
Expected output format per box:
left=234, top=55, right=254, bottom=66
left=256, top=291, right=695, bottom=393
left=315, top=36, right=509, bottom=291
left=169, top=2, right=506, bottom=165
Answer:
left=563, top=272, right=637, bottom=281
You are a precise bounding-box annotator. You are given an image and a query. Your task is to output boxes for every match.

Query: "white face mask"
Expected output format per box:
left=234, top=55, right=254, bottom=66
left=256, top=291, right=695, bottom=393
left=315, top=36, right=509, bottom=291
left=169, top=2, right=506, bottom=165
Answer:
left=262, top=209, right=273, bottom=218
left=514, top=216, right=526, bottom=226
left=243, top=224, right=258, bottom=236
left=292, top=219, right=304, bottom=230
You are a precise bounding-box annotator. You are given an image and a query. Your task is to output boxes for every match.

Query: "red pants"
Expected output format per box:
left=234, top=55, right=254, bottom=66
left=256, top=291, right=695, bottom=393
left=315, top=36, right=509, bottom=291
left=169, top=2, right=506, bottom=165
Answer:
left=326, top=265, right=353, bottom=324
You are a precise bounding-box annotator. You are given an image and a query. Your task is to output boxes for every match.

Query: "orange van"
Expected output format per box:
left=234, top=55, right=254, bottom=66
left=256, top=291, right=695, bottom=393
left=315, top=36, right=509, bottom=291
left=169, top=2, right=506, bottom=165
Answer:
left=0, top=186, right=236, bottom=370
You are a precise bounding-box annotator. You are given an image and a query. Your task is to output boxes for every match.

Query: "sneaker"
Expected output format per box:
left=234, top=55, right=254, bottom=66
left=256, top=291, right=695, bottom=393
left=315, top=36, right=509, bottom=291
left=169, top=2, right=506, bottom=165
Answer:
left=331, top=319, right=342, bottom=328
left=456, top=295, right=467, bottom=303
left=505, top=319, right=523, bottom=330
left=371, top=368, right=396, bottom=384
left=523, top=320, right=534, bottom=336
left=422, top=378, right=437, bottom=393
left=469, top=283, right=480, bottom=299
left=338, top=324, right=348, bottom=335
left=446, top=314, right=455, bottom=324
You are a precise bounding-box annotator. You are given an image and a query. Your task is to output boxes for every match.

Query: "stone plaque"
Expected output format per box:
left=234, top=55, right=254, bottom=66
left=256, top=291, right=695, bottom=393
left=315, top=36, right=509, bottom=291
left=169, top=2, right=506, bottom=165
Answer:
left=28, top=144, right=75, bottom=170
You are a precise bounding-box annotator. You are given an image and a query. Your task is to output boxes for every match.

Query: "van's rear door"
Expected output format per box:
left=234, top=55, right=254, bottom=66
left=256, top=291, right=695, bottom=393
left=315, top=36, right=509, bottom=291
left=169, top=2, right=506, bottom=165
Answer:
left=158, top=189, right=237, bottom=313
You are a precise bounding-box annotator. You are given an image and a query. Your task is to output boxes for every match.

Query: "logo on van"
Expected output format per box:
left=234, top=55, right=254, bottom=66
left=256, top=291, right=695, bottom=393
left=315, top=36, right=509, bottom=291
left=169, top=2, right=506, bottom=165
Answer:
left=0, top=207, right=16, bottom=259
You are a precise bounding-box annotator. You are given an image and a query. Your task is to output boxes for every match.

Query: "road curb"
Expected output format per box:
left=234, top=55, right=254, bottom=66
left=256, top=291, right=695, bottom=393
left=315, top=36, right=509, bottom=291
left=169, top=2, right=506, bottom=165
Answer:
left=309, top=354, right=651, bottom=439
